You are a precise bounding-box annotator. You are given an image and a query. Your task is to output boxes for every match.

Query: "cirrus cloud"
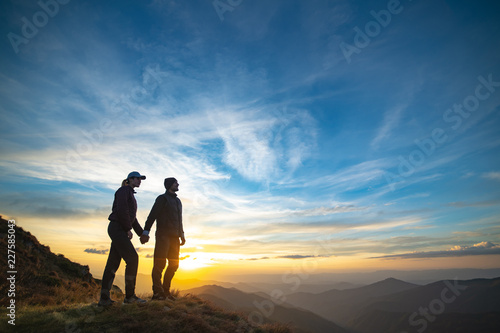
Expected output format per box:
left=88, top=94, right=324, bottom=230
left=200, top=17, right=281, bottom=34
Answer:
left=372, top=241, right=500, bottom=260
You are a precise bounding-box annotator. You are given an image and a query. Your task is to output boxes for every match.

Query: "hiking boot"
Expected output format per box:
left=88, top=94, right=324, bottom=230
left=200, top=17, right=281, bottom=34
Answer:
left=98, top=289, right=115, bottom=307
left=98, top=298, right=115, bottom=307
left=123, top=295, right=147, bottom=304
left=152, top=293, right=166, bottom=301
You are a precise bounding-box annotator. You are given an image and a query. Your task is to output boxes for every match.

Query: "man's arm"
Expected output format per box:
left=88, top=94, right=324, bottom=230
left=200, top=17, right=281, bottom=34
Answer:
left=132, top=218, right=144, bottom=237
left=143, top=195, right=164, bottom=235
left=140, top=196, right=164, bottom=244
left=179, top=199, right=185, bottom=245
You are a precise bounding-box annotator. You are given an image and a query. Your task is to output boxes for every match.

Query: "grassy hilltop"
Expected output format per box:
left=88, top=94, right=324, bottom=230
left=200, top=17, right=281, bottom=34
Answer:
left=0, top=217, right=290, bottom=333
left=2, top=293, right=290, bottom=333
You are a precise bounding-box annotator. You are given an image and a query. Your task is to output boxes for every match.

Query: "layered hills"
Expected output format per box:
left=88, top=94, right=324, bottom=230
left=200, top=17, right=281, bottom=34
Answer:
left=184, top=285, right=349, bottom=333
left=186, top=276, right=500, bottom=333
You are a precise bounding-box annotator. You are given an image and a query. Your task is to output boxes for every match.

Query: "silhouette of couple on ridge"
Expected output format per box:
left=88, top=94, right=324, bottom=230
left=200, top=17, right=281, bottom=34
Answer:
left=98, top=171, right=185, bottom=306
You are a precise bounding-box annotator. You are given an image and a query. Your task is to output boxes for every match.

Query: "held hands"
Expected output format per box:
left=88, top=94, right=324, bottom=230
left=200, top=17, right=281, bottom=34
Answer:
left=127, top=230, right=133, bottom=239
left=140, top=234, right=150, bottom=244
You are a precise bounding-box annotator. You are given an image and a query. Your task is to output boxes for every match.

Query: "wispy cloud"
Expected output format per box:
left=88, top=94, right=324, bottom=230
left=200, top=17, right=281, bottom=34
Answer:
left=212, top=108, right=317, bottom=182
left=446, top=200, right=500, bottom=208
left=309, top=159, right=391, bottom=192
left=245, top=257, right=270, bottom=261
left=371, top=105, right=404, bottom=150
left=84, top=248, right=109, bottom=255
left=244, top=254, right=330, bottom=260
left=482, top=172, right=500, bottom=181
left=276, top=254, right=330, bottom=260
left=372, top=241, right=500, bottom=259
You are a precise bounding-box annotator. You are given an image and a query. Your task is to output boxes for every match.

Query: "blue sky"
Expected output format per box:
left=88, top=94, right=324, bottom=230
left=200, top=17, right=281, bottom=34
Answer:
left=1, top=0, right=500, bottom=278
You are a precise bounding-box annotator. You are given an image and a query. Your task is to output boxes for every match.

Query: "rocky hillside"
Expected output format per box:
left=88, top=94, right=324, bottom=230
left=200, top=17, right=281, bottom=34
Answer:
left=0, top=216, right=107, bottom=306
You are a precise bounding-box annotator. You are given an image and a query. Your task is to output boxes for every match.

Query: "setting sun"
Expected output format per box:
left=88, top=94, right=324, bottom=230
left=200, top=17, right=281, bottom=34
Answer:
left=179, top=253, right=211, bottom=271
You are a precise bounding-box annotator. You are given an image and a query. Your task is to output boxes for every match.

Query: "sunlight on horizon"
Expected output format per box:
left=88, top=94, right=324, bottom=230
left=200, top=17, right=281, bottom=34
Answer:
left=6, top=214, right=500, bottom=283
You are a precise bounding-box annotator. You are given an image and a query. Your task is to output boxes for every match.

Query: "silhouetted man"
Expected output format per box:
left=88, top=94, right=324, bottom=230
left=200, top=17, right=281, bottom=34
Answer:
left=141, top=177, right=185, bottom=300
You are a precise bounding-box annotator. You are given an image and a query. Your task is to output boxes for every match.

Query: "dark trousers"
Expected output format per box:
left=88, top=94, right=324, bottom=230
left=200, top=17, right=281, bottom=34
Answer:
left=101, top=221, right=138, bottom=299
left=152, top=235, right=180, bottom=295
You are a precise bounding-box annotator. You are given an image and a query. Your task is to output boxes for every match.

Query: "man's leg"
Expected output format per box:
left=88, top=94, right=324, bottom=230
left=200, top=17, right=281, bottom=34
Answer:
left=163, top=259, right=179, bottom=293
left=152, top=236, right=169, bottom=295
left=163, top=236, right=180, bottom=295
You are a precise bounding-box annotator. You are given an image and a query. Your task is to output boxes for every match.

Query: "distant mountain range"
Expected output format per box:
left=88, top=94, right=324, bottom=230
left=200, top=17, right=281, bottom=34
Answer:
left=184, top=284, right=349, bottom=333
left=186, top=276, right=500, bottom=333
left=222, top=268, right=500, bottom=285
left=120, top=273, right=364, bottom=296
left=286, top=277, right=420, bottom=324
left=347, top=277, right=500, bottom=333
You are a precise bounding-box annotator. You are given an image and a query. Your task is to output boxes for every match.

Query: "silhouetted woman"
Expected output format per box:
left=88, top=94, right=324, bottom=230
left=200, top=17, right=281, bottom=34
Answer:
left=98, top=171, right=147, bottom=305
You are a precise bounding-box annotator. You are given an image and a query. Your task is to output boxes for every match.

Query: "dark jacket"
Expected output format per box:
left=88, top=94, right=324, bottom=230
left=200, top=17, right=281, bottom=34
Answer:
left=144, top=192, right=183, bottom=237
left=108, top=185, right=144, bottom=235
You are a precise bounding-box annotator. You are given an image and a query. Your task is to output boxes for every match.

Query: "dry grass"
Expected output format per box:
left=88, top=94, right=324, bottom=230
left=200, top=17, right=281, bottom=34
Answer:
left=0, top=294, right=292, bottom=333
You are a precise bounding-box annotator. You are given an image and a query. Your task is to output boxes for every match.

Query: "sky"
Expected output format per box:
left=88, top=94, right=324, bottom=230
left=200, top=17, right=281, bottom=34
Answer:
left=1, top=0, right=500, bottom=282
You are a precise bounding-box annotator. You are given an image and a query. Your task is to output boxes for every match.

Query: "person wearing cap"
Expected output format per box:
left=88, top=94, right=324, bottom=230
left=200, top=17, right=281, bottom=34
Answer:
left=140, top=177, right=185, bottom=301
left=98, top=171, right=148, bottom=306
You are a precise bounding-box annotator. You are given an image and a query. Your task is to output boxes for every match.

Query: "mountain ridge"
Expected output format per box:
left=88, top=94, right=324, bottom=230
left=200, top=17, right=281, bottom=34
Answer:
left=184, top=284, right=350, bottom=333
left=285, top=274, right=500, bottom=332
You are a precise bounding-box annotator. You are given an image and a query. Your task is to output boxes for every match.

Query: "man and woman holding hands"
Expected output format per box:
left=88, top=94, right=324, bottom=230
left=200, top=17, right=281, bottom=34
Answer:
left=98, top=172, right=184, bottom=306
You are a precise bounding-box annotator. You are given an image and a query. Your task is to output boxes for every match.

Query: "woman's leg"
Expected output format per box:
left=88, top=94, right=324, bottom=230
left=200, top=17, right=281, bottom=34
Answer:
left=106, top=221, right=139, bottom=298
left=100, top=223, right=123, bottom=303
left=100, top=241, right=122, bottom=298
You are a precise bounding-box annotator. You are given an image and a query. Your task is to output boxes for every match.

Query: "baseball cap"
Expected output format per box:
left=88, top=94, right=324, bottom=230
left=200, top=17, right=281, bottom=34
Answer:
left=127, top=171, right=146, bottom=180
